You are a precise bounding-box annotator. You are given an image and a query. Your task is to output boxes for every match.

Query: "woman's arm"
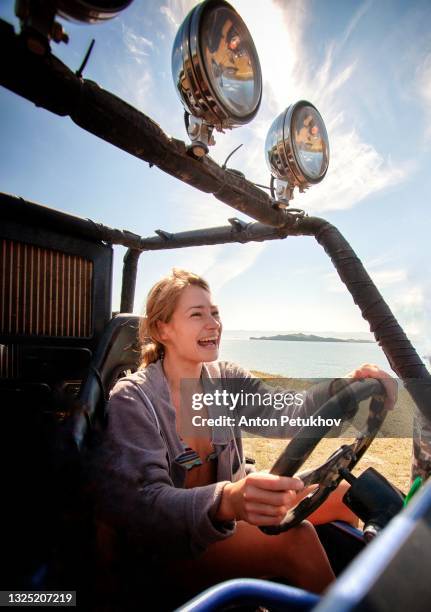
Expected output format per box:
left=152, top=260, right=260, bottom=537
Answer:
left=223, top=361, right=396, bottom=437
left=98, top=378, right=235, bottom=560
left=223, top=362, right=334, bottom=437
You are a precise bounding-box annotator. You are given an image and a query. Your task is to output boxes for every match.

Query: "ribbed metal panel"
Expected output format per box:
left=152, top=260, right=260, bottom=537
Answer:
left=0, top=239, right=93, bottom=337
left=0, top=344, right=19, bottom=378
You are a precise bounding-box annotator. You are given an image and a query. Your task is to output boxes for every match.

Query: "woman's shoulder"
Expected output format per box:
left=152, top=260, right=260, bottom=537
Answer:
left=109, top=360, right=164, bottom=399
left=204, top=360, right=252, bottom=379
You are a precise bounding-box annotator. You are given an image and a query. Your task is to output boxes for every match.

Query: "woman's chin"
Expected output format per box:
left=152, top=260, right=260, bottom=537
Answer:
left=198, top=346, right=219, bottom=362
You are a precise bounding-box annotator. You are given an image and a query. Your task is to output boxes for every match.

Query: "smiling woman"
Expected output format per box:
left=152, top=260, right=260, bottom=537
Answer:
left=98, top=267, right=397, bottom=604
left=0, top=0, right=430, bottom=610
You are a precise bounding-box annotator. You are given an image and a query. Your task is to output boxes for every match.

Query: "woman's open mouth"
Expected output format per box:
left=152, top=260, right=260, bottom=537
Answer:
left=197, top=336, right=218, bottom=348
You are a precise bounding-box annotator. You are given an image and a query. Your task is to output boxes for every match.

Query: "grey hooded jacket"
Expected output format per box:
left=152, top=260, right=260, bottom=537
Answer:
left=103, top=359, right=331, bottom=560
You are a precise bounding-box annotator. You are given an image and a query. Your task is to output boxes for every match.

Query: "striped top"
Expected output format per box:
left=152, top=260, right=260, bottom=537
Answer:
left=176, top=445, right=218, bottom=471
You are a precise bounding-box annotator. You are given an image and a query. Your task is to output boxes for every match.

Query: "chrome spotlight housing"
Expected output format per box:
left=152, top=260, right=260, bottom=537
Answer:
left=15, top=0, right=133, bottom=50
left=56, top=0, right=133, bottom=22
left=172, top=0, right=262, bottom=155
left=265, top=100, right=329, bottom=204
left=16, top=0, right=133, bottom=26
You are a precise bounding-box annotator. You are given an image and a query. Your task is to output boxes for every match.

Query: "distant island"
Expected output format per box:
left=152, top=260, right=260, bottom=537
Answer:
left=250, top=333, right=373, bottom=344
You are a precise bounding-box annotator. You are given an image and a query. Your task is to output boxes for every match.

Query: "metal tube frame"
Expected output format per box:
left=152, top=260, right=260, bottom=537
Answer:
left=0, top=21, right=430, bottom=426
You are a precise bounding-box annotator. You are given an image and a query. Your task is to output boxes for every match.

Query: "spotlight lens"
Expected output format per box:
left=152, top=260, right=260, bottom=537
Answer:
left=265, top=100, right=329, bottom=198
left=292, top=104, right=328, bottom=180
left=199, top=2, right=262, bottom=119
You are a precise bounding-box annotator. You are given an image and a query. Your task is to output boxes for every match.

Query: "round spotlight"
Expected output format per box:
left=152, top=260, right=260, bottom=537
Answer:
left=56, top=0, right=133, bottom=23
left=172, top=0, right=262, bottom=146
left=265, top=100, right=329, bottom=203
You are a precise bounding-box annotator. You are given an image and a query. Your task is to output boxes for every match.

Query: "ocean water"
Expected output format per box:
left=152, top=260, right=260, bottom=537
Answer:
left=218, top=330, right=430, bottom=379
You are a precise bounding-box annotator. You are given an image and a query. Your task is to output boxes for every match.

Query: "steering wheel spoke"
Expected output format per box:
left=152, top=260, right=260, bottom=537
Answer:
left=259, top=379, right=388, bottom=535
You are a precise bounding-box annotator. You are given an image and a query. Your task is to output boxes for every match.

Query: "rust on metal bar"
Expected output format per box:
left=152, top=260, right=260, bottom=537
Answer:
left=0, top=20, right=289, bottom=228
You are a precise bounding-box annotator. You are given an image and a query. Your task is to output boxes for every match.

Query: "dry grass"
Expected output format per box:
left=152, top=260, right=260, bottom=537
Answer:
left=243, top=372, right=414, bottom=493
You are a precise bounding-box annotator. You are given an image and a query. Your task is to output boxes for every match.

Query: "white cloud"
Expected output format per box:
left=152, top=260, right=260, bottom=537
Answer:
left=363, top=251, right=400, bottom=269
left=229, top=0, right=412, bottom=212
left=325, top=266, right=407, bottom=293
left=416, top=53, right=431, bottom=143
left=323, top=258, right=431, bottom=353
left=123, top=28, right=154, bottom=58
left=119, top=66, right=153, bottom=108
left=369, top=268, right=407, bottom=287
left=392, top=273, right=431, bottom=352
left=336, top=0, right=373, bottom=52
left=160, top=6, right=179, bottom=29
left=205, top=241, right=266, bottom=293
left=392, top=285, right=425, bottom=337
left=116, top=25, right=155, bottom=106
left=149, top=0, right=413, bottom=214
left=160, top=1, right=198, bottom=31
left=116, top=0, right=419, bottom=326
left=156, top=184, right=270, bottom=290
left=300, top=133, right=411, bottom=213
left=325, top=271, right=345, bottom=294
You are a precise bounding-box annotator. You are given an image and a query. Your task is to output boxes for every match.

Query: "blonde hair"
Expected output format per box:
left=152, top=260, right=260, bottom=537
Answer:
left=139, top=268, right=210, bottom=368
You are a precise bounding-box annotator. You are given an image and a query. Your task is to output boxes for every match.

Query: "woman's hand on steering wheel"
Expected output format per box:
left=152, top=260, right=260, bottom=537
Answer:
left=346, top=363, right=397, bottom=410
left=216, top=472, right=304, bottom=526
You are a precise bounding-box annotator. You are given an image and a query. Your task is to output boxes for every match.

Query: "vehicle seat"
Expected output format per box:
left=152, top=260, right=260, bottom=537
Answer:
left=44, top=315, right=142, bottom=609
left=73, top=313, right=141, bottom=449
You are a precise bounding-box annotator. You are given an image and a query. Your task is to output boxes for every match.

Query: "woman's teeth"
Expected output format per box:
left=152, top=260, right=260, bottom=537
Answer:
left=198, top=337, right=217, bottom=347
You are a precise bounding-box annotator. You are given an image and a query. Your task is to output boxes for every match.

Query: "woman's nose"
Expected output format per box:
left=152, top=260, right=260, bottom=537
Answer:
left=206, top=314, right=221, bottom=329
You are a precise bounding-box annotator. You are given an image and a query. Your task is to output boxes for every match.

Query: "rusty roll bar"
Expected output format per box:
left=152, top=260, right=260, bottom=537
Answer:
left=1, top=21, right=430, bottom=431
left=0, top=20, right=287, bottom=228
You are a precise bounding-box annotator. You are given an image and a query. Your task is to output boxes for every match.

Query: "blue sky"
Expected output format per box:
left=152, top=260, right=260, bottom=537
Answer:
left=0, top=0, right=430, bottom=347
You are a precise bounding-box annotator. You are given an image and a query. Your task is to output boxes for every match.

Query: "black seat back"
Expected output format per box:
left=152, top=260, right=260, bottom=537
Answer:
left=74, top=314, right=141, bottom=449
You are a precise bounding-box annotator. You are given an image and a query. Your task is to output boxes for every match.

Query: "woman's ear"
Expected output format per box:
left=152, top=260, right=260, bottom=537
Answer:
left=156, top=320, right=169, bottom=342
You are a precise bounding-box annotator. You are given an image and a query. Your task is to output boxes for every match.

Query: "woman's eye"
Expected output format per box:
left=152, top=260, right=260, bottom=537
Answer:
left=212, top=311, right=220, bottom=318
left=191, top=312, right=201, bottom=317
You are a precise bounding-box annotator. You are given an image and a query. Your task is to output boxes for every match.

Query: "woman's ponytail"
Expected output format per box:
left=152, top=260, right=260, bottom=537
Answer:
left=140, top=340, right=164, bottom=367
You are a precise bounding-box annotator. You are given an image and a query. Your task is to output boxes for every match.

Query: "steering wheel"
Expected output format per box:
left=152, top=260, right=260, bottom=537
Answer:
left=260, top=378, right=389, bottom=535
